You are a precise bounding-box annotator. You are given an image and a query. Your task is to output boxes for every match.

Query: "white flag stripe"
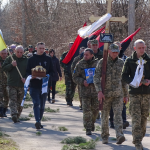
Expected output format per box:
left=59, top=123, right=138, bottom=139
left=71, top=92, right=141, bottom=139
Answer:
left=78, top=13, right=112, bottom=37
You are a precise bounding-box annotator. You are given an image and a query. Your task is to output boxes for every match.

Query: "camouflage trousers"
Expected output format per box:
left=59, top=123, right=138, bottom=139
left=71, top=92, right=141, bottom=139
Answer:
left=0, top=84, right=9, bottom=108
left=101, top=97, right=124, bottom=139
left=82, top=96, right=99, bottom=130
left=7, top=86, right=24, bottom=117
left=78, top=85, right=82, bottom=106
left=65, top=74, right=76, bottom=101
left=129, top=94, right=150, bottom=145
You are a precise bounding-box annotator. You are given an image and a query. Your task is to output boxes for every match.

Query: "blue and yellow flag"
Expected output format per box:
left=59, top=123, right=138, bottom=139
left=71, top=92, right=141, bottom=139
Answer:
left=0, top=34, right=7, bottom=51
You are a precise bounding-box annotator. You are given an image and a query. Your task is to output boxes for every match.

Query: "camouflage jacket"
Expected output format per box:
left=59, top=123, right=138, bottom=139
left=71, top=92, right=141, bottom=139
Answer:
left=0, top=57, right=7, bottom=85
left=60, top=51, right=70, bottom=74
left=71, top=55, right=83, bottom=74
left=94, top=49, right=103, bottom=60
left=72, top=57, right=98, bottom=97
left=24, top=51, right=33, bottom=58
left=94, top=56, right=128, bottom=98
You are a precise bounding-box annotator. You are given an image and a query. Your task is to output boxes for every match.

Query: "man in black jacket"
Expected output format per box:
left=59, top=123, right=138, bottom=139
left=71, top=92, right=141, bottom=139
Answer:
left=122, top=39, right=150, bottom=150
left=26, top=42, right=53, bottom=129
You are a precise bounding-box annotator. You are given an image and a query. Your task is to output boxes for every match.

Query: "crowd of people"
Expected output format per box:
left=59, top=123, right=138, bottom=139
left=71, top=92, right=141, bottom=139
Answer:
left=0, top=38, right=149, bottom=150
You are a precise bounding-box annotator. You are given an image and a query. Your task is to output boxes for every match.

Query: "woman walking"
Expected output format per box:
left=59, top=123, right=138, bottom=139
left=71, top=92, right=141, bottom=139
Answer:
left=48, top=49, right=62, bottom=103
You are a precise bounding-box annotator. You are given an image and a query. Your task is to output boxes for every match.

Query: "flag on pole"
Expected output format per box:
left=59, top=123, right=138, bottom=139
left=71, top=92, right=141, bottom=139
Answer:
left=78, top=13, right=112, bottom=37
left=62, top=22, right=87, bottom=64
left=0, top=34, right=7, bottom=51
left=119, top=27, right=141, bottom=57
left=62, top=26, right=105, bottom=64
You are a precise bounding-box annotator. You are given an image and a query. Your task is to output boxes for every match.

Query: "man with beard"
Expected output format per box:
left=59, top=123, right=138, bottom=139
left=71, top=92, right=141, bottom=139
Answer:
left=73, top=48, right=99, bottom=135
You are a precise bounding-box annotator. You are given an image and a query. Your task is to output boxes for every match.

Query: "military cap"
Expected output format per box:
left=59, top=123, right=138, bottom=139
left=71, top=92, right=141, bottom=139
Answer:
left=45, top=48, right=49, bottom=51
left=109, top=43, right=120, bottom=53
left=90, top=39, right=98, bottom=45
left=28, top=45, right=33, bottom=48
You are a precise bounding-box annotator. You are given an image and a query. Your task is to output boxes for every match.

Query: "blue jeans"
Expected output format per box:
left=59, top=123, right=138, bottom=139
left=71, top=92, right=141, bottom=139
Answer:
left=30, top=87, right=47, bottom=122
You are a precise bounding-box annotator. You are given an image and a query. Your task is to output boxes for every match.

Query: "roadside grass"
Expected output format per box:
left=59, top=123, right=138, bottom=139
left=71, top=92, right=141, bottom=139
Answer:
left=56, top=80, right=79, bottom=101
left=36, top=131, right=42, bottom=136
left=25, top=93, right=32, bottom=101
left=28, top=113, right=34, bottom=117
left=56, top=80, right=66, bottom=97
left=44, top=107, right=59, bottom=113
left=58, top=126, right=68, bottom=131
left=0, top=131, right=18, bottom=150
left=23, top=104, right=32, bottom=109
left=61, top=136, right=99, bottom=150
left=19, top=117, right=31, bottom=121
left=41, top=116, right=51, bottom=121
left=95, top=125, right=101, bottom=131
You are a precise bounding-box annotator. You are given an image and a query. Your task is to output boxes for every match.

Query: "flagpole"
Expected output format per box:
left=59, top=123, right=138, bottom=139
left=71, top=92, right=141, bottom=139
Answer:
left=7, top=49, right=23, bottom=79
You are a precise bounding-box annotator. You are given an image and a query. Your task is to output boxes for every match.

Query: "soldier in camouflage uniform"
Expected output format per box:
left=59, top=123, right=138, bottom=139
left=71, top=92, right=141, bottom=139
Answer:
left=122, top=39, right=150, bottom=150
left=90, top=39, right=103, bottom=60
left=71, top=47, right=85, bottom=110
left=94, top=44, right=128, bottom=144
left=24, top=45, right=33, bottom=58
left=73, top=48, right=99, bottom=135
left=2, top=45, right=27, bottom=123
left=90, top=39, right=103, bottom=119
left=60, top=42, right=76, bottom=106
left=0, top=49, right=9, bottom=117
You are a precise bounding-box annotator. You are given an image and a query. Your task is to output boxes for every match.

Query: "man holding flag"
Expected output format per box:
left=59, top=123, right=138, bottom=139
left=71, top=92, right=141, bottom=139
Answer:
left=2, top=45, right=27, bottom=123
left=60, top=42, right=76, bottom=106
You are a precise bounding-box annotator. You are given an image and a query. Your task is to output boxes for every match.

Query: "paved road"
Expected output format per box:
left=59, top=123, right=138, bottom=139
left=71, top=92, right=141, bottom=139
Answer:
left=0, top=96, right=150, bottom=150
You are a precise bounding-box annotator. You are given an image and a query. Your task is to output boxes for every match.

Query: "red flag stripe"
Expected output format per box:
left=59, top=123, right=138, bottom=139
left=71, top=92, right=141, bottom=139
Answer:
left=121, top=27, right=141, bottom=43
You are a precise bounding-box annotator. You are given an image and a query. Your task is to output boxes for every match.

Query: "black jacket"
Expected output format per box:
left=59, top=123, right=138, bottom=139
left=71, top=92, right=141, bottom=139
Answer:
left=50, top=56, right=62, bottom=81
left=26, top=52, right=53, bottom=89
left=122, top=52, right=150, bottom=94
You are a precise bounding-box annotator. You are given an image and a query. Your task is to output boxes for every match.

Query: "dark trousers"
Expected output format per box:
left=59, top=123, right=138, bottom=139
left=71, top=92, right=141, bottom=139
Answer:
left=65, top=74, right=76, bottom=102
left=30, top=87, right=47, bottom=122
left=48, top=81, right=56, bottom=99
left=109, top=103, right=126, bottom=123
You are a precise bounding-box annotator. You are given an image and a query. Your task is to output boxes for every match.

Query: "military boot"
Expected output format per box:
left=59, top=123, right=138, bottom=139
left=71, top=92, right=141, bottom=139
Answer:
left=3, top=108, right=7, bottom=117
left=116, top=136, right=125, bottom=144
left=102, top=138, right=108, bottom=144
left=12, top=114, right=18, bottom=123
left=86, top=129, right=92, bottom=135
left=123, top=121, right=129, bottom=129
left=135, top=143, right=143, bottom=150
left=69, top=101, right=73, bottom=106
left=17, top=114, right=20, bottom=122
left=0, top=107, right=4, bottom=117
left=110, top=121, right=115, bottom=129
left=92, top=124, right=95, bottom=131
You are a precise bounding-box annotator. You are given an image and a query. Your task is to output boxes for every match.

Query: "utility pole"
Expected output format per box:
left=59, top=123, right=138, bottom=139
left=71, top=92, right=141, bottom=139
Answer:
left=128, top=0, right=135, bottom=35
left=22, top=0, right=26, bottom=47
left=128, top=0, right=135, bottom=51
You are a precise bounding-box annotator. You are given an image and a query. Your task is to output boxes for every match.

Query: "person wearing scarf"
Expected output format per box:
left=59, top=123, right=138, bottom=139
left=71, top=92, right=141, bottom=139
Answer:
left=122, top=39, right=150, bottom=150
